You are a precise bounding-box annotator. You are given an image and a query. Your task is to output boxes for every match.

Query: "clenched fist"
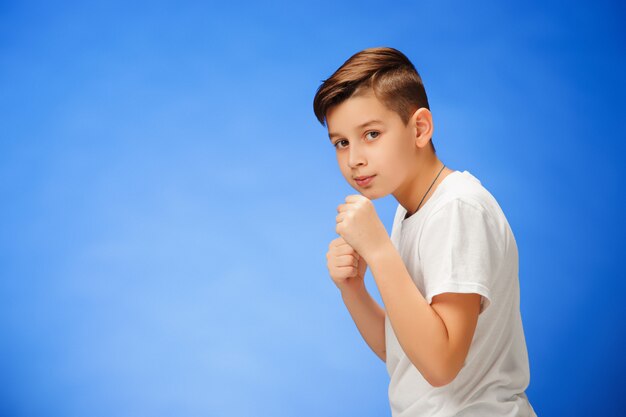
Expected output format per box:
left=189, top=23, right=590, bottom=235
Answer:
left=326, top=236, right=368, bottom=292
left=336, top=194, right=390, bottom=262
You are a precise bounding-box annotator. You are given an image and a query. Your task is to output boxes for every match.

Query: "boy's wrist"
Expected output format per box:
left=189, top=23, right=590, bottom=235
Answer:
left=365, top=239, right=395, bottom=269
left=339, top=279, right=367, bottom=298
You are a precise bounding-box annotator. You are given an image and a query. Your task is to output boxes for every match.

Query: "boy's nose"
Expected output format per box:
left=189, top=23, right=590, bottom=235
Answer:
left=348, top=146, right=366, bottom=168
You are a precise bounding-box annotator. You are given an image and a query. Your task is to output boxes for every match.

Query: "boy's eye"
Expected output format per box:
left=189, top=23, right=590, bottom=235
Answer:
left=334, top=139, right=349, bottom=149
left=365, top=131, right=380, bottom=140
left=334, top=132, right=379, bottom=149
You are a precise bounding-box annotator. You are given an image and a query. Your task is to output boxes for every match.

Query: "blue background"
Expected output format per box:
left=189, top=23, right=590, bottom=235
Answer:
left=1, top=1, right=624, bottom=416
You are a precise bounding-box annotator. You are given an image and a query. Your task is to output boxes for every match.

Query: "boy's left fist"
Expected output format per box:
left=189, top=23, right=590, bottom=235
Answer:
left=336, top=194, right=390, bottom=261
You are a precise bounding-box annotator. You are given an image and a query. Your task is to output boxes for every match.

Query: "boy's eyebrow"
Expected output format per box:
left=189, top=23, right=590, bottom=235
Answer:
left=328, top=119, right=384, bottom=141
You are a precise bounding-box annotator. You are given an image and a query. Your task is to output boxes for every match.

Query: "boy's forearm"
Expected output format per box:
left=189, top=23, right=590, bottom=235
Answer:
left=366, top=240, right=450, bottom=386
left=340, top=282, right=387, bottom=363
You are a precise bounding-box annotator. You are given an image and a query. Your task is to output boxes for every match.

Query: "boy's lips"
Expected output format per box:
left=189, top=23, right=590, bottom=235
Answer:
left=354, top=175, right=376, bottom=186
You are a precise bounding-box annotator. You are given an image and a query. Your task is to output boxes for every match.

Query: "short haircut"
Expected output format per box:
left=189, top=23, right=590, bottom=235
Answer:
left=313, top=47, right=435, bottom=152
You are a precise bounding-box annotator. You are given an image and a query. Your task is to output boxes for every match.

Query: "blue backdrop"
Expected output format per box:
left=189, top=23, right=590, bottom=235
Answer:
left=1, top=1, right=624, bottom=416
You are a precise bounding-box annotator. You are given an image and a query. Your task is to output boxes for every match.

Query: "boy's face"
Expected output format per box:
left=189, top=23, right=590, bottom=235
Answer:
left=326, top=91, right=418, bottom=200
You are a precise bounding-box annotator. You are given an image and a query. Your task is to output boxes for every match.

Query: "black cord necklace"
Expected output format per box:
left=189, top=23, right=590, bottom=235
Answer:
left=413, top=163, right=446, bottom=215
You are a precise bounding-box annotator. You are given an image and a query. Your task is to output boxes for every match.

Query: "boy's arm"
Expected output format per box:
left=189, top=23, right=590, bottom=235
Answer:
left=368, top=240, right=481, bottom=387
left=340, top=280, right=387, bottom=363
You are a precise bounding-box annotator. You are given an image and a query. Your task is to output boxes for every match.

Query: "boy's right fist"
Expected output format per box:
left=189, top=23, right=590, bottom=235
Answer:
left=326, top=236, right=368, bottom=292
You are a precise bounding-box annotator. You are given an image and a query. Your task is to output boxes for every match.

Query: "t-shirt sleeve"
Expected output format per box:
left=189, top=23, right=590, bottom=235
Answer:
left=419, top=198, right=503, bottom=315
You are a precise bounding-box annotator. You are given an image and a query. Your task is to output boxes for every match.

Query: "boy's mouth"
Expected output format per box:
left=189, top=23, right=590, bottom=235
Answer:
left=354, top=175, right=376, bottom=186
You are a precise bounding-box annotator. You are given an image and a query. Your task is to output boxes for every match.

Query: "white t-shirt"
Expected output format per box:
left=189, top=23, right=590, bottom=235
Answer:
left=384, top=170, right=537, bottom=417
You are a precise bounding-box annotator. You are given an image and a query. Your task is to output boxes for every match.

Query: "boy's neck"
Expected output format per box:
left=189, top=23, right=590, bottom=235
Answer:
left=394, top=154, right=454, bottom=219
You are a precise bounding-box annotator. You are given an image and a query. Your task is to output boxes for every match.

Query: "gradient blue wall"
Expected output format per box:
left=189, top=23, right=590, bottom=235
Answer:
left=1, top=1, right=624, bottom=416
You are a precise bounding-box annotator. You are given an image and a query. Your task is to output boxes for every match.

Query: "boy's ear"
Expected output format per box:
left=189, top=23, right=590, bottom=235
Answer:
left=411, top=107, right=434, bottom=149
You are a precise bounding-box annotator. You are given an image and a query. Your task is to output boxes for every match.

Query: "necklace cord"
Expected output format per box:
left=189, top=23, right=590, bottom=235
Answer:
left=415, top=163, right=446, bottom=213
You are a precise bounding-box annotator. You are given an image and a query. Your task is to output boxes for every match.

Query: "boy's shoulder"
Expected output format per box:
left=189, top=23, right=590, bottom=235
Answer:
left=424, top=170, right=513, bottom=242
left=393, top=170, right=510, bottom=230
left=393, top=170, right=511, bottom=238
left=413, top=170, right=513, bottom=256
left=429, top=170, right=499, bottom=215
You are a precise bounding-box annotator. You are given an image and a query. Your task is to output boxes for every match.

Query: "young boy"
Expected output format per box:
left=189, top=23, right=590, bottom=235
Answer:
left=314, top=47, right=537, bottom=416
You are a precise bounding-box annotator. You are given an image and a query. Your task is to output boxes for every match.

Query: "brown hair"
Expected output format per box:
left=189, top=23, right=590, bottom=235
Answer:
left=313, top=47, right=435, bottom=152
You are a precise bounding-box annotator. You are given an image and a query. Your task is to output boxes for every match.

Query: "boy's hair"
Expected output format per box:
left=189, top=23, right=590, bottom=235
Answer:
left=313, top=47, right=435, bottom=152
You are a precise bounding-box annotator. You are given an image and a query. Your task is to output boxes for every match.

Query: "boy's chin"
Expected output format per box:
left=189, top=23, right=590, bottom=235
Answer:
left=356, top=188, right=386, bottom=200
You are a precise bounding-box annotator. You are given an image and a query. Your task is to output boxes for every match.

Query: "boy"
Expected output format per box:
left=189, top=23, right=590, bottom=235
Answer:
left=314, top=47, right=537, bottom=416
